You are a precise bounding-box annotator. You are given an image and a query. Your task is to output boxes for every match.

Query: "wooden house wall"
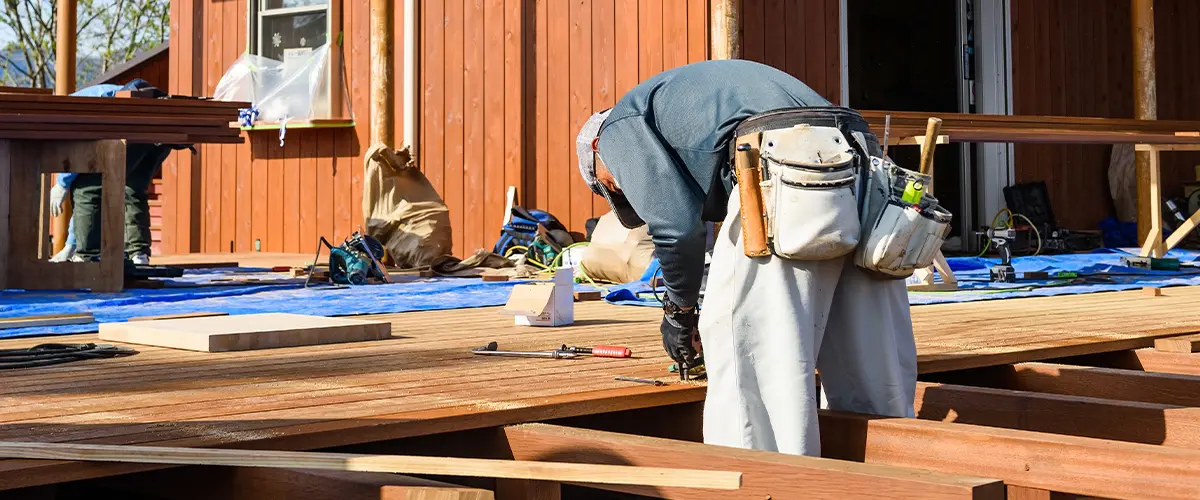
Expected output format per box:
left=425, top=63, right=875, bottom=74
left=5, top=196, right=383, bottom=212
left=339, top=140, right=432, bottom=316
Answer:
left=164, top=0, right=841, bottom=257
left=1010, top=0, right=1200, bottom=230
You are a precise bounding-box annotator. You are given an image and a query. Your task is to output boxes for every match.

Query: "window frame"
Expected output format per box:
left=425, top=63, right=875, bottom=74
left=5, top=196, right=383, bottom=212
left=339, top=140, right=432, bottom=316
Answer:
left=246, top=0, right=345, bottom=121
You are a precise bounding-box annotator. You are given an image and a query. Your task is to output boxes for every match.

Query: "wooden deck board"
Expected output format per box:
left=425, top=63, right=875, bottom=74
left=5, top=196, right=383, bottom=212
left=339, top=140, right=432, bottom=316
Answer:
left=3, top=287, right=1200, bottom=489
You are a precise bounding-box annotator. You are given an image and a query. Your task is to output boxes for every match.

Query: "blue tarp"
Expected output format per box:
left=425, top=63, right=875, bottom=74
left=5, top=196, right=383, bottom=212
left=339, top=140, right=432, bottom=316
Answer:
left=603, top=248, right=1200, bottom=307
left=0, top=270, right=600, bottom=339
left=5, top=248, right=1199, bottom=340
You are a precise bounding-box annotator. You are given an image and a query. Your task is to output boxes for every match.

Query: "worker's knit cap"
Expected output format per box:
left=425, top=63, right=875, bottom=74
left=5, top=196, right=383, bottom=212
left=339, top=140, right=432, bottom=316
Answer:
left=576, top=109, right=613, bottom=196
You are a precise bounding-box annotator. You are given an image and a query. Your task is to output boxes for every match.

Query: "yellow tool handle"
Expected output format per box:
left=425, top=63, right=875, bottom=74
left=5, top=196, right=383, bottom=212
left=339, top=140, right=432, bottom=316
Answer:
left=735, top=135, right=770, bottom=257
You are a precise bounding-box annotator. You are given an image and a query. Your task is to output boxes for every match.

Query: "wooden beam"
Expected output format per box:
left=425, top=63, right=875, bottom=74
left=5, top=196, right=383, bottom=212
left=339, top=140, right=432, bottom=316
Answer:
left=503, top=424, right=1004, bottom=499
left=1057, top=349, right=1200, bottom=377
left=370, top=0, right=394, bottom=147
left=1133, top=0, right=1158, bottom=246
left=710, top=0, right=739, bottom=60
left=55, top=0, right=77, bottom=95
left=0, top=441, right=741, bottom=491
left=914, top=382, right=1200, bottom=449
left=937, top=362, right=1200, bottom=407
left=819, top=411, right=1200, bottom=500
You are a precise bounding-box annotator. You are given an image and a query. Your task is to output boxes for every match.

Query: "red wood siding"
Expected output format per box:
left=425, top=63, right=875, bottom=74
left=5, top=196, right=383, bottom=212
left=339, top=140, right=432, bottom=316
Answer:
left=1011, top=0, right=1200, bottom=229
left=164, top=0, right=841, bottom=256
left=100, top=47, right=171, bottom=88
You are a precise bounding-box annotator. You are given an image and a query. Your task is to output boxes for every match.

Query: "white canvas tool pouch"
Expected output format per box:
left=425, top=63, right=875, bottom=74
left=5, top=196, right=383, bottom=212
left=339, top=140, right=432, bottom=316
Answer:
left=854, top=155, right=953, bottom=278
left=758, top=125, right=862, bottom=260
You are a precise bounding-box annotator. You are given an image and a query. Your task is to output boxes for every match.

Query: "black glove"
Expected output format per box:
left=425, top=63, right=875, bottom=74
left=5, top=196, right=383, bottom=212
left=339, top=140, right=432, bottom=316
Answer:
left=661, top=295, right=701, bottom=367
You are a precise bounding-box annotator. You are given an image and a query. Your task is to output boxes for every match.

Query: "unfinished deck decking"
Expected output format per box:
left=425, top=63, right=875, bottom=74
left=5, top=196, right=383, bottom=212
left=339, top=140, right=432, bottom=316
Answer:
left=3, top=286, right=1200, bottom=491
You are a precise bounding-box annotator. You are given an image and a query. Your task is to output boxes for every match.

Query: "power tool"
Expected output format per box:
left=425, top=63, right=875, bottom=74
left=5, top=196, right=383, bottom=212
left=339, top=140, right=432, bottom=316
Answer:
left=980, top=227, right=1017, bottom=283
left=306, top=231, right=389, bottom=287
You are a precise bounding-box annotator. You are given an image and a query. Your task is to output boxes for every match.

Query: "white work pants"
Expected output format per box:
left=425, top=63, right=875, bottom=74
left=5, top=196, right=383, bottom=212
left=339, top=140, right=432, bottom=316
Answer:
left=697, top=190, right=918, bottom=456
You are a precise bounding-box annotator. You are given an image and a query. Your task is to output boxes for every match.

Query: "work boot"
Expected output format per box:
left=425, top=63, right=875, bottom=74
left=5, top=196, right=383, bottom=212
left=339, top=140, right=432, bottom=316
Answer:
left=130, top=253, right=150, bottom=266
left=68, top=254, right=98, bottom=263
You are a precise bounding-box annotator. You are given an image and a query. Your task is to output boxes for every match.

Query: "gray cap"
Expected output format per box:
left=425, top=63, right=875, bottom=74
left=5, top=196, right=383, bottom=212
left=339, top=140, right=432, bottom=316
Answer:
left=575, top=109, right=645, bottom=229
left=576, top=109, right=612, bottom=196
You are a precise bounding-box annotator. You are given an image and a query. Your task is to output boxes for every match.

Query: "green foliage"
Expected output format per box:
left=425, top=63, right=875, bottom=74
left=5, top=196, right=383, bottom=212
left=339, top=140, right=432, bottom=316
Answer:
left=0, top=0, right=169, bottom=88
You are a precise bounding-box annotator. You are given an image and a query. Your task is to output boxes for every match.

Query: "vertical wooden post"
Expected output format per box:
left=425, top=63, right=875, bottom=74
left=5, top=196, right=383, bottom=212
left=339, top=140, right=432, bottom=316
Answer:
left=710, top=0, right=740, bottom=60
left=55, top=0, right=76, bottom=95
left=370, top=0, right=395, bottom=147
left=1133, top=0, right=1158, bottom=246
left=52, top=0, right=78, bottom=253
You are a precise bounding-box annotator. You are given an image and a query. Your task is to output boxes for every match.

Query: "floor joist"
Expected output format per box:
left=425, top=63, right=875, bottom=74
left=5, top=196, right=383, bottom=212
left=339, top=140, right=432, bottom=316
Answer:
left=502, top=423, right=1004, bottom=500
left=819, top=411, right=1200, bottom=500
left=1058, top=348, right=1200, bottom=377
left=915, top=382, right=1200, bottom=448
left=979, top=362, right=1200, bottom=406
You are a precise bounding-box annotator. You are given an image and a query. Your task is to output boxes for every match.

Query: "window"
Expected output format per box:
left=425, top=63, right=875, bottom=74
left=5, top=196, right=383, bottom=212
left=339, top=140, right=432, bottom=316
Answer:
left=253, top=0, right=330, bottom=61
left=247, top=0, right=344, bottom=121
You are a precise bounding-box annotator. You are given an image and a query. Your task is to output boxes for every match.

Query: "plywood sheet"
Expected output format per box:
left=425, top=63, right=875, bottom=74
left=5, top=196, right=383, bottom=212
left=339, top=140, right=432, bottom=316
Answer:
left=98, top=313, right=391, bottom=352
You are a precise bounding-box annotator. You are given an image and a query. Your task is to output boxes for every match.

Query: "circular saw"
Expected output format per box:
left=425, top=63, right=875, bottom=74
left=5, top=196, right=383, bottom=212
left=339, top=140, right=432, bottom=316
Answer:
left=306, top=230, right=389, bottom=287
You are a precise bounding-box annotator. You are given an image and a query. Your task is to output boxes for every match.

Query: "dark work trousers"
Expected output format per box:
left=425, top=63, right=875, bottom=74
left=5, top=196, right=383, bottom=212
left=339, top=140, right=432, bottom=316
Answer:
left=71, top=144, right=171, bottom=260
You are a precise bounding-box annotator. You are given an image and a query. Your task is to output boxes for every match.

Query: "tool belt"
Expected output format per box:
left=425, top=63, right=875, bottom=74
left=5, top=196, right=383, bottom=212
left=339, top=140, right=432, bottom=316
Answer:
left=729, top=107, right=952, bottom=279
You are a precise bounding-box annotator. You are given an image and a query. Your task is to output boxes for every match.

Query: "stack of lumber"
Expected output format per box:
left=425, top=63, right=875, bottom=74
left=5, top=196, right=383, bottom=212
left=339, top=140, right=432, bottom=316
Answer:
left=860, top=110, right=1200, bottom=144
left=0, top=93, right=248, bottom=144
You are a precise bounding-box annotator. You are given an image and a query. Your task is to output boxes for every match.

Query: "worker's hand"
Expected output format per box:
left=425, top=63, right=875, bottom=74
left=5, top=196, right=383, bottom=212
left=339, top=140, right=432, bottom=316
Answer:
left=50, top=184, right=69, bottom=217
left=661, top=298, right=701, bottom=367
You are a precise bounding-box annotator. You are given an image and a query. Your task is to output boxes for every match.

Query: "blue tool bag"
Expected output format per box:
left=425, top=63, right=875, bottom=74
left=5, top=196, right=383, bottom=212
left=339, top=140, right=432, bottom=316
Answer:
left=493, top=207, right=575, bottom=265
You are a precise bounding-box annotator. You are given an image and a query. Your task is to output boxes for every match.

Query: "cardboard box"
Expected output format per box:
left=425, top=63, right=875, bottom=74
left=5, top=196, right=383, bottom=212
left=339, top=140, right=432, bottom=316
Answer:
left=500, top=267, right=575, bottom=326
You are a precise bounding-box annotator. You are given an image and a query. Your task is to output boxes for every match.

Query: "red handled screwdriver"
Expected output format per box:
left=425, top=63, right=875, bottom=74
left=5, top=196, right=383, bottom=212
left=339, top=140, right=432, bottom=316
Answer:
left=559, top=344, right=632, bottom=358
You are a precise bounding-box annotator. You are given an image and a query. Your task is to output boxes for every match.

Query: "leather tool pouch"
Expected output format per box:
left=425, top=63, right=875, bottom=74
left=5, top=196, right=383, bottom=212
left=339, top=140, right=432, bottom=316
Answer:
left=854, top=156, right=953, bottom=278
left=758, top=126, right=861, bottom=260
left=729, top=107, right=953, bottom=273
left=730, top=107, right=873, bottom=261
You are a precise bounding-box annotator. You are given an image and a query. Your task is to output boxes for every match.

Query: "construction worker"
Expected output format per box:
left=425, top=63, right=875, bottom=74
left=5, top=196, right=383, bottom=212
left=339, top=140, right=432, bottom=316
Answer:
left=576, top=59, right=919, bottom=456
left=48, top=80, right=179, bottom=265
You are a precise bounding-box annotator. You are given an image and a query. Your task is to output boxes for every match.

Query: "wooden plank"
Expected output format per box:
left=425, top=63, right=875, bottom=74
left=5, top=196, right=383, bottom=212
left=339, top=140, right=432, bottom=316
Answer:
left=494, top=480, right=560, bottom=500
left=91, top=467, right=493, bottom=500
left=503, top=424, right=1004, bottom=499
left=1155, top=334, right=1200, bottom=353
left=463, top=0, right=486, bottom=255
left=267, top=137, right=284, bottom=252
left=590, top=0, right=613, bottom=217
left=445, top=0, right=467, bottom=256
left=0, top=313, right=95, bottom=330
left=383, top=485, right=496, bottom=500
left=568, top=0, right=594, bottom=233
left=422, top=0, right=446, bottom=200
left=504, top=0, right=525, bottom=225
left=127, top=312, right=229, bottom=322
left=98, top=314, right=392, bottom=352
left=97, top=140, right=127, bottom=293
left=1006, top=486, right=1076, bottom=500
left=819, top=411, right=1200, bottom=500
left=283, top=134, right=301, bottom=253
left=546, top=0, right=570, bottom=231
left=482, top=0, right=505, bottom=254
left=914, top=382, right=1200, bottom=449
left=0, top=441, right=742, bottom=490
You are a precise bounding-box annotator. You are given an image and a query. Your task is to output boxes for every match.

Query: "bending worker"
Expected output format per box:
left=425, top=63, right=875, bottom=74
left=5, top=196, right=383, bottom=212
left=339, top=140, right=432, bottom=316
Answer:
left=48, top=79, right=181, bottom=265
left=577, top=59, right=948, bottom=456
